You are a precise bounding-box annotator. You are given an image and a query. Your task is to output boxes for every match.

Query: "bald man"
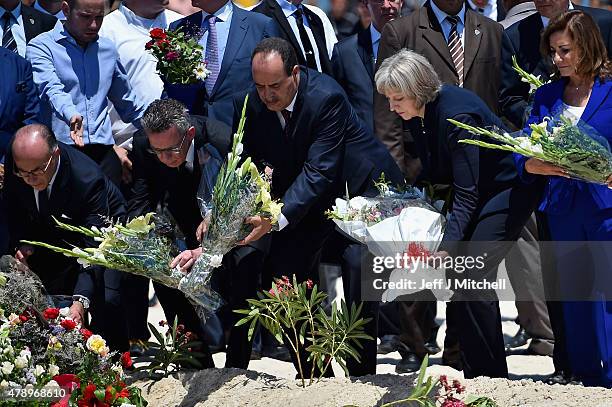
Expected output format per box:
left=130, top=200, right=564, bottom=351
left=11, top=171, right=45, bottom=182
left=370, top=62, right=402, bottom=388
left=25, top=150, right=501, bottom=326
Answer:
left=4, top=124, right=129, bottom=351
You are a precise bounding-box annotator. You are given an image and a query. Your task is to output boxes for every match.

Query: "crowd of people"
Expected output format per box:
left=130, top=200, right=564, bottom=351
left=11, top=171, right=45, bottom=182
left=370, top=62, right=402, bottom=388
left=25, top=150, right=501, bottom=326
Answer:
left=0, top=0, right=611, bottom=390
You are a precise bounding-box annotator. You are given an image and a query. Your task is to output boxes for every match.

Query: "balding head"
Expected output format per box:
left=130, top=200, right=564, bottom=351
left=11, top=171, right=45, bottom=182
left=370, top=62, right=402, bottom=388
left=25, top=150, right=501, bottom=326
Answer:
left=12, top=125, right=60, bottom=191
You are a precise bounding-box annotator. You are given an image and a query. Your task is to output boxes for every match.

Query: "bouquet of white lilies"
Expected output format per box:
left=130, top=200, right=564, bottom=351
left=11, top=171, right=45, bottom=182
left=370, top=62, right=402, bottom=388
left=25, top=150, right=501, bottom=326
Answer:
left=450, top=116, right=612, bottom=185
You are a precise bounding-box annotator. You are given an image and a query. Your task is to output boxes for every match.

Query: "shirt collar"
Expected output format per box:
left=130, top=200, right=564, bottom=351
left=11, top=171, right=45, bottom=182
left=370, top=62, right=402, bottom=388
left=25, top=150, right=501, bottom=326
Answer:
left=34, top=1, right=65, bottom=19
left=185, top=139, right=195, bottom=170
left=430, top=0, right=466, bottom=27
left=541, top=1, right=573, bottom=27
left=370, top=24, right=381, bottom=46
left=285, top=90, right=298, bottom=113
left=202, top=0, right=233, bottom=22
left=0, top=3, right=22, bottom=21
left=34, top=154, right=60, bottom=196
left=51, top=20, right=88, bottom=45
left=277, top=0, right=299, bottom=18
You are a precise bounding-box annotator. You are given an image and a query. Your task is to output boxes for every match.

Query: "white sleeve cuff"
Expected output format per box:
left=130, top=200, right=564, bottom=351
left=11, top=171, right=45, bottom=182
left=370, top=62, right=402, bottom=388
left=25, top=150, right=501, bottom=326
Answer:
left=278, top=213, right=289, bottom=231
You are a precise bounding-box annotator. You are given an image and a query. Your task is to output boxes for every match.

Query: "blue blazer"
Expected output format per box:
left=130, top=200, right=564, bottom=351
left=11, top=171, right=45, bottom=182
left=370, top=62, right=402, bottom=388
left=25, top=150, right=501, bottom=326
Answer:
left=331, top=27, right=375, bottom=135
left=0, top=48, right=39, bottom=160
left=170, top=6, right=280, bottom=126
left=515, top=78, right=612, bottom=215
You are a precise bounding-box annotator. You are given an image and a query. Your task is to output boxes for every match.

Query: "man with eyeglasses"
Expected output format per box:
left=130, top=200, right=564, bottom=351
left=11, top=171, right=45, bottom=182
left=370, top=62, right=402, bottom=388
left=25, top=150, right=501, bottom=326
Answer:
left=128, top=99, right=268, bottom=369
left=3, top=123, right=129, bottom=351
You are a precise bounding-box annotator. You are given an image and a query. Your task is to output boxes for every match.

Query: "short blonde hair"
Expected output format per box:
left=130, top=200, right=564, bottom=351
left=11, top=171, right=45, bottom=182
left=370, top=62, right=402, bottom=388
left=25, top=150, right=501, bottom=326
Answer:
left=375, top=49, right=442, bottom=108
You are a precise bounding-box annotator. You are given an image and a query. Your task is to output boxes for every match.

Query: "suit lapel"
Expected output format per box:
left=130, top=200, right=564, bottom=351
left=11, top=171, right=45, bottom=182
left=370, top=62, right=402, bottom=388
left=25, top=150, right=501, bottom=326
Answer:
left=266, top=0, right=302, bottom=58
left=303, top=7, right=331, bottom=73
left=582, top=78, right=612, bottom=123
left=21, top=6, right=41, bottom=44
left=213, top=8, right=247, bottom=96
left=463, top=10, right=482, bottom=79
left=177, top=11, right=204, bottom=37
left=357, top=28, right=374, bottom=81
left=286, top=69, right=308, bottom=140
left=48, top=150, right=71, bottom=216
left=419, top=6, right=456, bottom=74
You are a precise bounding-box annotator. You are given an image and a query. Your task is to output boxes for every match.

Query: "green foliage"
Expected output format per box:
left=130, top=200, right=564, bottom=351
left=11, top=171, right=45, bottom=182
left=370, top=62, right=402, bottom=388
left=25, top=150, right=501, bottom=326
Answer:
left=235, top=275, right=372, bottom=388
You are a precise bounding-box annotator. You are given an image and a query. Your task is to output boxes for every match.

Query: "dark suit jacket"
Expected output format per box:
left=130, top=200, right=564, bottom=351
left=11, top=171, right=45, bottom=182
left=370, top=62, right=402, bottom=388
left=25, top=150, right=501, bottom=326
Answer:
left=253, top=0, right=333, bottom=75
left=4, top=142, right=126, bottom=299
left=0, top=48, right=39, bottom=160
left=235, top=68, right=404, bottom=229
left=373, top=1, right=503, bottom=178
left=331, top=27, right=375, bottom=135
left=127, top=115, right=231, bottom=249
left=21, top=5, right=57, bottom=44
left=500, top=6, right=612, bottom=129
left=416, top=85, right=517, bottom=242
left=514, top=77, right=612, bottom=215
left=169, top=6, right=280, bottom=127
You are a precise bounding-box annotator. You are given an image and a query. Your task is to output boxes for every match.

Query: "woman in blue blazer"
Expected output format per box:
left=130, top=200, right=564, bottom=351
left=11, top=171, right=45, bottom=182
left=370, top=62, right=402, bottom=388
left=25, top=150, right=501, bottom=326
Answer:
left=516, top=11, right=612, bottom=387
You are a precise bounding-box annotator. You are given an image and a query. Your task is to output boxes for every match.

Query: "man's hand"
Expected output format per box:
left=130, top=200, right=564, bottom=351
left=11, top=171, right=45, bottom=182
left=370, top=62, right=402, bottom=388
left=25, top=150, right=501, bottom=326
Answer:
left=524, top=158, right=569, bottom=178
left=170, top=247, right=203, bottom=273
left=113, top=145, right=133, bottom=184
left=15, top=244, right=34, bottom=267
left=69, top=115, right=84, bottom=147
left=238, top=216, right=272, bottom=245
left=69, top=301, right=85, bottom=325
left=196, top=219, right=209, bottom=243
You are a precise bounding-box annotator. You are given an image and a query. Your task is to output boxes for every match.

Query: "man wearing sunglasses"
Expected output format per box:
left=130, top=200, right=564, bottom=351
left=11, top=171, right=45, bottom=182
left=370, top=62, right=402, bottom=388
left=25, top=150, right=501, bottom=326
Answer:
left=128, top=99, right=267, bottom=369
left=3, top=123, right=129, bottom=351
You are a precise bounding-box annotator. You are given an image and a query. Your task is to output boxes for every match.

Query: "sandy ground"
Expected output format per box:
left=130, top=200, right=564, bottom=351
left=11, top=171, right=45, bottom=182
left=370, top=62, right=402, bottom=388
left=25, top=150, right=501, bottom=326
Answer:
left=137, top=275, right=612, bottom=406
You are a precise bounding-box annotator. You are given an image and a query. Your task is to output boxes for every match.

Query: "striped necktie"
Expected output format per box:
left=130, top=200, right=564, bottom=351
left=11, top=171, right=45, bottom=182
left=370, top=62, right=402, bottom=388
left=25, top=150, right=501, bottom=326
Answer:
left=204, top=15, right=220, bottom=95
left=2, top=12, right=17, bottom=53
left=446, top=15, right=464, bottom=87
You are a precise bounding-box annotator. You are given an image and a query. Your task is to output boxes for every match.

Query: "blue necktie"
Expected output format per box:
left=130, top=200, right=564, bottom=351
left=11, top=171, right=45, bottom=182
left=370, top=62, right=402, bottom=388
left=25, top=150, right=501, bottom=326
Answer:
left=204, top=15, right=220, bottom=95
left=2, top=12, right=17, bottom=53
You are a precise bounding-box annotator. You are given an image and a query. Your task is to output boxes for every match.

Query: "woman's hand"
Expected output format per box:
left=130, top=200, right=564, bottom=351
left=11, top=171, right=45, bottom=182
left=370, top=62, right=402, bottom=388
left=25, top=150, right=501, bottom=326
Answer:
left=170, top=247, right=203, bottom=273
left=524, top=158, right=570, bottom=178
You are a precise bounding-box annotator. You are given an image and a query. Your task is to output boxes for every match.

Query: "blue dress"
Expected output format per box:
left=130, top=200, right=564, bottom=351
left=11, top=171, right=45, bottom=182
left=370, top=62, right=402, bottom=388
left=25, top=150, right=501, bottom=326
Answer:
left=515, top=77, right=612, bottom=387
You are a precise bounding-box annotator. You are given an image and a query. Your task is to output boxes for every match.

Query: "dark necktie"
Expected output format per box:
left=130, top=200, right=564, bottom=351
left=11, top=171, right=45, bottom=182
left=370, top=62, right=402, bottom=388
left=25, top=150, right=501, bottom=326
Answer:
left=2, top=12, right=17, bottom=53
left=281, top=109, right=291, bottom=137
left=446, top=15, right=464, bottom=87
left=38, top=188, right=50, bottom=218
left=294, top=8, right=317, bottom=70
left=204, top=15, right=220, bottom=95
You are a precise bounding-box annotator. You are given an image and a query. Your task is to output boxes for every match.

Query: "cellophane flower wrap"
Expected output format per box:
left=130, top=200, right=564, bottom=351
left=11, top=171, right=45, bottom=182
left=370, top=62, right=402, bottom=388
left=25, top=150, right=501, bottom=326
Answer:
left=449, top=114, right=612, bottom=185
left=22, top=214, right=184, bottom=289
left=178, top=95, right=283, bottom=319
left=327, top=182, right=447, bottom=301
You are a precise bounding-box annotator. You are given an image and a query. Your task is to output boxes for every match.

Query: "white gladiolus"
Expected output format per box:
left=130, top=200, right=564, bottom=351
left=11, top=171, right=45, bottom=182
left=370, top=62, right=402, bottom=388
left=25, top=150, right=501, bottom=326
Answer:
left=235, top=142, right=244, bottom=156
left=34, top=365, right=45, bottom=377
left=48, top=364, right=60, bottom=377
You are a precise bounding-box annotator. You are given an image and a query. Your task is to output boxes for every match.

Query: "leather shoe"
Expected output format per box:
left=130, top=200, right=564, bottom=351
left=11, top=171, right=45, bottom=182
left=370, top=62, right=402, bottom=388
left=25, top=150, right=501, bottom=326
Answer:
left=545, top=371, right=581, bottom=385
left=424, top=340, right=441, bottom=355
left=395, top=352, right=423, bottom=374
left=377, top=335, right=400, bottom=354
left=505, top=327, right=530, bottom=351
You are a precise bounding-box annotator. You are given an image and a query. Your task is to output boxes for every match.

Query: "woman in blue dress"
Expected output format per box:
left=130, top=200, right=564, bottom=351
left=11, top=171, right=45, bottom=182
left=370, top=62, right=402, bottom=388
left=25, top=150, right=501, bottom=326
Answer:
left=515, top=10, right=612, bottom=387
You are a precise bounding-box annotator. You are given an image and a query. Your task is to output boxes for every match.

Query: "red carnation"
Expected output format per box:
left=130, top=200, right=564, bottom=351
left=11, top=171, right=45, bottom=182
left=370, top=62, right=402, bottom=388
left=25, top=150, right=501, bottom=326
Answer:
left=120, top=351, right=133, bottom=369
left=19, top=315, right=28, bottom=322
left=80, top=328, right=93, bottom=340
left=150, top=28, right=166, bottom=40
left=43, top=308, right=60, bottom=320
left=61, top=319, right=77, bottom=331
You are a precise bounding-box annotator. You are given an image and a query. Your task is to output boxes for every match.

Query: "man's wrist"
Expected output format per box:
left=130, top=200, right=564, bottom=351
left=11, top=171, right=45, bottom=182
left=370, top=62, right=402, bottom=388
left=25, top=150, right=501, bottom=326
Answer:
left=72, top=295, right=90, bottom=310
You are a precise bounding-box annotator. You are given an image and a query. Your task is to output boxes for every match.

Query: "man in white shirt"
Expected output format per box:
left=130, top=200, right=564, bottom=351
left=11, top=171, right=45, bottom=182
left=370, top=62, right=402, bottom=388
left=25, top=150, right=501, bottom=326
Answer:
left=99, top=0, right=182, bottom=155
left=253, top=0, right=337, bottom=75
left=33, top=0, right=65, bottom=20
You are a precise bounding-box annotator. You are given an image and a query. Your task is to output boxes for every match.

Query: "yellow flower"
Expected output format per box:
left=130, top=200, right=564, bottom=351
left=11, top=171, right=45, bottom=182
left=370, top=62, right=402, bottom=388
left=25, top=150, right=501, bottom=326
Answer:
left=264, top=201, right=283, bottom=224
left=86, top=335, right=109, bottom=356
left=125, top=213, right=154, bottom=234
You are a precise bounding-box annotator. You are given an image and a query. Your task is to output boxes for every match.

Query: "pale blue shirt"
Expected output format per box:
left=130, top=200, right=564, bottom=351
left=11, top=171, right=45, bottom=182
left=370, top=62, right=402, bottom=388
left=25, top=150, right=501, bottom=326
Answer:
left=26, top=23, right=146, bottom=146
left=33, top=1, right=66, bottom=20
left=199, top=0, right=233, bottom=64
left=370, top=24, right=381, bottom=62
left=0, top=3, right=28, bottom=57
left=430, top=0, right=466, bottom=48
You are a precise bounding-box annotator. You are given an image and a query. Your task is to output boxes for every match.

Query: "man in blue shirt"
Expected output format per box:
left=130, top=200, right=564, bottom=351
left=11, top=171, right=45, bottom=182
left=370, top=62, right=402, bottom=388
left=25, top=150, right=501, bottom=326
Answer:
left=26, top=0, right=146, bottom=186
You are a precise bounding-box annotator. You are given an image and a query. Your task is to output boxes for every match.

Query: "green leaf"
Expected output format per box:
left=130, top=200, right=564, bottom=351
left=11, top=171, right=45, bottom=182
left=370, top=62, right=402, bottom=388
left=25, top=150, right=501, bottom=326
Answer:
left=94, top=389, right=106, bottom=402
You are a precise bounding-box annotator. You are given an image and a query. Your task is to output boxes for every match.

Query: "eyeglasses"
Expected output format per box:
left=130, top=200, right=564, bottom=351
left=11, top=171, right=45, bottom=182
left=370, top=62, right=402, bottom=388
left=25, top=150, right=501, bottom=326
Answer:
left=13, top=149, right=57, bottom=178
left=147, top=132, right=188, bottom=156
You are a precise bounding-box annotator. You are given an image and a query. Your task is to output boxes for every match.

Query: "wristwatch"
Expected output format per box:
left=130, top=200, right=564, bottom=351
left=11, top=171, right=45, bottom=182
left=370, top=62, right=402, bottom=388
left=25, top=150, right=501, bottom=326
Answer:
left=72, top=295, right=90, bottom=310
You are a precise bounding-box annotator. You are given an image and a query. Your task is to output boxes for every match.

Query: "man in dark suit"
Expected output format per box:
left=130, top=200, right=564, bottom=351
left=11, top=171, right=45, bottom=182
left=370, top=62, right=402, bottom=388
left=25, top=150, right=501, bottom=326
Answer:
left=374, top=0, right=504, bottom=181
left=170, top=0, right=279, bottom=127
left=253, top=0, right=337, bottom=75
left=234, top=37, right=403, bottom=376
left=4, top=124, right=128, bottom=351
left=499, top=0, right=612, bottom=129
left=331, top=0, right=403, bottom=135
left=0, top=0, right=57, bottom=57
left=129, top=99, right=266, bottom=369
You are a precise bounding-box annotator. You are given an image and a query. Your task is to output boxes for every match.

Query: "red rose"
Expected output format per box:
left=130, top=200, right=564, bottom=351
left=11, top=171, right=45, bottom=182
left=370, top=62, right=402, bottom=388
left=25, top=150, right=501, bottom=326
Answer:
left=150, top=28, right=166, bottom=40
left=80, top=328, right=93, bottom=340
left=120, top=351, right=133, bottom=369
left=19, top=315, right=28, bottom=322
left=165, top=51, right=179, bottom=61
left=61, top=319, right=77, bottom=331
left=155, top=38, right=170, bottom=48
left=82, top=383, right=96, bottom=402
left=43, top=308, right=60, bottom=320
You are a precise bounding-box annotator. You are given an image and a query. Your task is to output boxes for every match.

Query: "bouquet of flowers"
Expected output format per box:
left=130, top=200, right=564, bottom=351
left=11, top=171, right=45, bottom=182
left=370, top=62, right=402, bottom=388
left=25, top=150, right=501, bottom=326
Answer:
left=511, top=55, right=550, bottom=95
left=178, top=95, right=283, bottom=319
left=22, top=213, right=185, bottom=289
left=449, top=116, right=612, bottom=185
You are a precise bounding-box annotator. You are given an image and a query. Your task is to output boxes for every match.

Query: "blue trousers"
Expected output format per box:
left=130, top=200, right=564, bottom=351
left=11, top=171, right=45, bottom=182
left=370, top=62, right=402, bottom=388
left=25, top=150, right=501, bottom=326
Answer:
left=547, top=192, right=612, bottom=388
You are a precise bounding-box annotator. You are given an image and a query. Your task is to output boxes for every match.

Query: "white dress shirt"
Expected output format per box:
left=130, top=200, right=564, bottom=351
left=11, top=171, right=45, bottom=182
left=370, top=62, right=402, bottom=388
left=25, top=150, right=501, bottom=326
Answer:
left=33, top=1, right=66, bottom=20
left=274, top=91, right=298, bottom=231
left=34, top=155, right=60, bottom=210
left=0, top=3, right=27, bottom=57
left=199, top=0, right=233, bottom=65
left=541, top=1, right=573, bottom=27
left=99, top=4, right=183, bottom=144
left=276, top=0, right=337, bottom=72
left=430, top=0, right=466, bottom=49
left=370, top=24, right=381, bottom=63
left=467, top=0, right=497, bottom=21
